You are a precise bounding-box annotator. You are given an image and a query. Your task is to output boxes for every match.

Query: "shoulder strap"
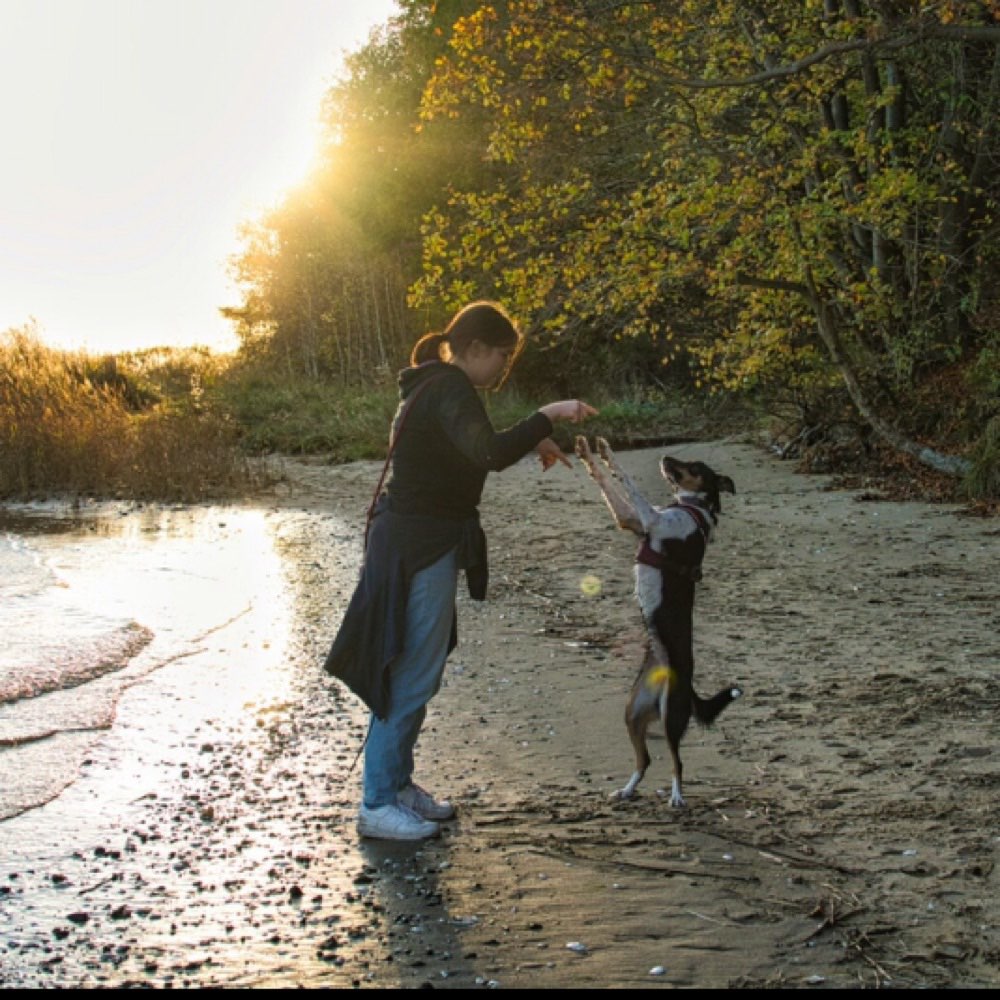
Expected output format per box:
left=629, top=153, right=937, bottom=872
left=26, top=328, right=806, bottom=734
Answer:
left=676, top=502, right=711, bottom=540
left=364, top=372, right=445, bottom=549
left=635, top=536, right=703, bottom=581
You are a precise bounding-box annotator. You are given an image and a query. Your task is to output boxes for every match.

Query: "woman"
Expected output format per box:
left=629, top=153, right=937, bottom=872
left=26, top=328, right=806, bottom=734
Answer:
left=325, top=300, right=597, bottom=841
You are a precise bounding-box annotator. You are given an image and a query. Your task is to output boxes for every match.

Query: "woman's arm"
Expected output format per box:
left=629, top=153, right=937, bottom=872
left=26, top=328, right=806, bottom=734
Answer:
left=437, top=383, right=554, bottom=471
left=436, top=376, right=598, bottom=472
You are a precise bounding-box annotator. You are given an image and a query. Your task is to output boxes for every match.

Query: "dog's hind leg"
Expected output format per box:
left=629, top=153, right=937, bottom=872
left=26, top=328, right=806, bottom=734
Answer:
left=613, top=680, right=657, bottom=800
left=615, top=723, right=651, bottom=801
left=665, top=739, right=685, bottom=808
left=664, top=688, right=693, bottom=807
left=616, top=714, right=651, bottom=800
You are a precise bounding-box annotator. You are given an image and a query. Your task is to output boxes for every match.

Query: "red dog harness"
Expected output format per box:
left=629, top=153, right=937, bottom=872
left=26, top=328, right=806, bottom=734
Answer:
left=635, top=503, right=711, bottom=582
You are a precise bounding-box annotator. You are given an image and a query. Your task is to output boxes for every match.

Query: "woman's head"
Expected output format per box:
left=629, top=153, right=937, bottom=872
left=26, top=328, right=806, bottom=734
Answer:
left=410, top=301, right=523, bottom=386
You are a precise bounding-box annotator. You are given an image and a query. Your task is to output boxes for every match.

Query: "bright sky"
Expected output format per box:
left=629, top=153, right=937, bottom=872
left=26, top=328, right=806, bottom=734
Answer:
left=0, top=0, right=399, bottom=354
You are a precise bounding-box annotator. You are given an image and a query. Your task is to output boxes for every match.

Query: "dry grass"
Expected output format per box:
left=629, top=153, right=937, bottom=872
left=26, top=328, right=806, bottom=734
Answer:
left=0, top=327, right=255, bottom=501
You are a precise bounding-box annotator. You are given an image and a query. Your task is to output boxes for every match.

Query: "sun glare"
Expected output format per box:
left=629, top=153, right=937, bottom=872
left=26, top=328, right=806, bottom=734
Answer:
left=0, top=0, right=398, bottom=355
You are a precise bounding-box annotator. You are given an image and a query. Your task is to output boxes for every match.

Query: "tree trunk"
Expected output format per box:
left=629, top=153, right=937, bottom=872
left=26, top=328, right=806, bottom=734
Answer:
left=809, top=292, right=971, bottom=478
left=738, top=265, right=972, bottom=478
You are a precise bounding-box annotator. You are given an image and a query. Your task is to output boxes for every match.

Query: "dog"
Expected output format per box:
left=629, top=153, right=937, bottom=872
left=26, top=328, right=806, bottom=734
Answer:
left=575, top=436, right=741, bottom=806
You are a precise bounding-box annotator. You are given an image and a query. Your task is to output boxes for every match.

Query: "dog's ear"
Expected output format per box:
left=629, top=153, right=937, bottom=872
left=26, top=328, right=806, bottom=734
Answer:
left=718, top=475, right=735, bottom=495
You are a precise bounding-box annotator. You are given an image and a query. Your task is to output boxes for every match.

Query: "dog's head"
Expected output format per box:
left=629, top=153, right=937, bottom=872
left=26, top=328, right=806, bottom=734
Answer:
left=660, top=456, right=736, bottom=516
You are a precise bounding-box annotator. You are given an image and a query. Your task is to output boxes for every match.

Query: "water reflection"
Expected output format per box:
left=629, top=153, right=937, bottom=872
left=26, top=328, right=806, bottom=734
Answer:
left=0, top=501, right=494, bottom=988
left=0, top=504, right=295, bottom=831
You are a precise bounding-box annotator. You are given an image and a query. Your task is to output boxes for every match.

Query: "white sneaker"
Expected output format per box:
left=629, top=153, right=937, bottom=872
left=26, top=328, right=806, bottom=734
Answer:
left=357, top=803, right=439, bottom=841
left=398, top=782, right=455, bottom=821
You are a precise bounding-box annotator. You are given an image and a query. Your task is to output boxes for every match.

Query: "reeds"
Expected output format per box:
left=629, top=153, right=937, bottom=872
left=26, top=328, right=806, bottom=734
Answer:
left=0, top=327, right=253, bottom=501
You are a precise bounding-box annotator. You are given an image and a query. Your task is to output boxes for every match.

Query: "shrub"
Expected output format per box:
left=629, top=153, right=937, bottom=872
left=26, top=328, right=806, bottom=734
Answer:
left=0, top=326, right=254, bottom=500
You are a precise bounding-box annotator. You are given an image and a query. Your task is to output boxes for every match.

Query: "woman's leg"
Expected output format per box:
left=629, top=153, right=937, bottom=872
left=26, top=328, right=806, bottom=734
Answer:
left=362, top=548, right=458, bottom=808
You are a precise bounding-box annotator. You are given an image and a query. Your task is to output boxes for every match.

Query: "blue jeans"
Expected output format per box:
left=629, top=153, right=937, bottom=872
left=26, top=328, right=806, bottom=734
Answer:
left=362, top=547, right=459, bottom=808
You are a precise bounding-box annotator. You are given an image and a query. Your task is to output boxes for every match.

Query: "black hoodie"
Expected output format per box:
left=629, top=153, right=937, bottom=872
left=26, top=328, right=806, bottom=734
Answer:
left=387, top=360, right=553, bottom=518
left=323, top=360, right=553, bottom=718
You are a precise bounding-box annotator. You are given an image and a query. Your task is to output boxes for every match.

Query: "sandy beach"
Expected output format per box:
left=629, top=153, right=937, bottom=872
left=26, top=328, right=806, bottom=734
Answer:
left=1, top=439, right=997, bottom=988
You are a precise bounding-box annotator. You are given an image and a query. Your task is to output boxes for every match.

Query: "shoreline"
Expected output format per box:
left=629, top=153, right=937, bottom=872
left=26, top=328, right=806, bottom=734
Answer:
left=1, top=441, right=997, bottom=988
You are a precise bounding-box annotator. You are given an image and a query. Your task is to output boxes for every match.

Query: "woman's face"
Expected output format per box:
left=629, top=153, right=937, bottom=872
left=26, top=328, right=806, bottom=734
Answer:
left=461, top=341, right=515, bottom=388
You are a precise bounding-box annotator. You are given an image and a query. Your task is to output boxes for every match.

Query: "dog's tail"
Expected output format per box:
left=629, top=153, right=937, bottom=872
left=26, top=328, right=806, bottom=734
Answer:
left=692, top=685, right=742, bottom=726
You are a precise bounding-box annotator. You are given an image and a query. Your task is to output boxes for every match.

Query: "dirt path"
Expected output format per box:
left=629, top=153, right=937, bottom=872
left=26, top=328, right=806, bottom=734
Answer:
left=1, top=440, right=996, bottom=988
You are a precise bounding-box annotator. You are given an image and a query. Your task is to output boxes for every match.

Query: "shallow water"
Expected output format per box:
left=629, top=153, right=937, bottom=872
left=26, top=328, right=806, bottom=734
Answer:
left=0, top=502, right=303, bottom=826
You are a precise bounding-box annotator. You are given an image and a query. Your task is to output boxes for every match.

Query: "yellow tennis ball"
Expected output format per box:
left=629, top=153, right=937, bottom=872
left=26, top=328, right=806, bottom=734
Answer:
left=580, top=574, right=602, bottom=597
left=646, top=666, right=676, bottom=691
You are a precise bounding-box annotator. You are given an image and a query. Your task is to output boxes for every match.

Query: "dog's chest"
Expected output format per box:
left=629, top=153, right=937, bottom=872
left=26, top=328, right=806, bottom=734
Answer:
left=634, top=514, right=707, bottom=620
left=635, top=563, right=665, bottom=619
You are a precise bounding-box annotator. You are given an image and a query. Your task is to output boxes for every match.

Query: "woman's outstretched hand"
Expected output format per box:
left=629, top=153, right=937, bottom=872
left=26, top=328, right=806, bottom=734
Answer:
left=535, top=401, right=596, bottom=470
left=538, top=400, right=599, bottom=424
left=535, top=437, right=573, bottom=471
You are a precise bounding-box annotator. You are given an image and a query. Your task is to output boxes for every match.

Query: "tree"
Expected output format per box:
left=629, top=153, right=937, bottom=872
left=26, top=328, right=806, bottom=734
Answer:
left=225, top=0, right=491, bottom=382
left=415, top=0, right=1000, bottom=473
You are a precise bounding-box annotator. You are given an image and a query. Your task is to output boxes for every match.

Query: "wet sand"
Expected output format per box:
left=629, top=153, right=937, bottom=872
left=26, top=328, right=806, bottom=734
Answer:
left=1, top=441, right=997, bottom=988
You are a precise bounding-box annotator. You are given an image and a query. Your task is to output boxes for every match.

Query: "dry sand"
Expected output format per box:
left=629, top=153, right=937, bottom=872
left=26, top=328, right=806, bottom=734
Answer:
left=0, top=439, right=997, bottom=988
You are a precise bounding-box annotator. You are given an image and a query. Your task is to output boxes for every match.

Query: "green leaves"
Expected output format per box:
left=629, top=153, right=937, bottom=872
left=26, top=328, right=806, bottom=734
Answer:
left=221, top=0, right=997, bottom=478
left=411, top=0, right=999, bottom=413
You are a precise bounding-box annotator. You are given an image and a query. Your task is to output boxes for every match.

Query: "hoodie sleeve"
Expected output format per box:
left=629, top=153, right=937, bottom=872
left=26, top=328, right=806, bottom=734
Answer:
left=434, top=372, right=553, bottom=472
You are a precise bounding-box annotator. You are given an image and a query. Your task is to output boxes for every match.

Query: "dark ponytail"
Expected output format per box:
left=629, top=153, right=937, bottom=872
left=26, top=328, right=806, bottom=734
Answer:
left=410, top=332, right=448, bottom=365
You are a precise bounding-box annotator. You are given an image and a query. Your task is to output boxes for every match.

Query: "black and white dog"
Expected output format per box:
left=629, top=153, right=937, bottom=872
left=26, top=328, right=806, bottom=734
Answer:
left=576, top=436, right=741, bottom=806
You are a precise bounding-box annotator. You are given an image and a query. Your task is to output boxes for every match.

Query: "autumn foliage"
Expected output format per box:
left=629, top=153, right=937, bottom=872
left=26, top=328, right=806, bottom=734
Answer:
left=226, top=1, right=1000, bottom=491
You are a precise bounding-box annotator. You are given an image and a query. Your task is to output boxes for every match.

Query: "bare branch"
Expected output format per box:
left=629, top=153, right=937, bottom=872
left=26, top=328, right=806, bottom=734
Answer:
left=653, top=25, right=1000, bottom=91
left=735, top=273, right=810, bottom=296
